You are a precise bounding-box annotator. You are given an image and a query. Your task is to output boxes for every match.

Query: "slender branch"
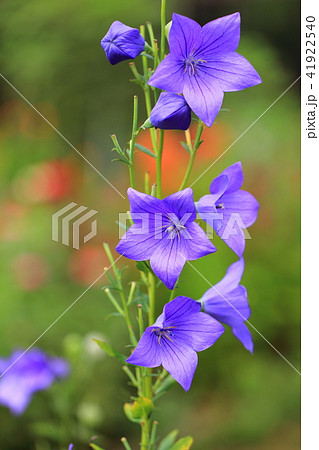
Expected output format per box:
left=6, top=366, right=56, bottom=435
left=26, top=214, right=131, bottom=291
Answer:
left=156, top=130, right=164, bottom=199
left=160, top=0, right=167, bottom=60
left=129, top=95, right=139, bottom=189
left=148, top=271, right=156, bottom=326
left=179, top=122, right=204, bottom=190
left=103, top=243, right=137, bottom=345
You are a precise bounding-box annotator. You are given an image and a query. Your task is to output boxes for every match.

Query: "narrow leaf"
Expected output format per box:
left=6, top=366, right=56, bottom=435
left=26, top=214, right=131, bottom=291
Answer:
left=180, top=141, right=191, bottom=154
left=170, top=436, right=193, bottom=450
left=135, top=143, right=155, bottom=157
left=112, top=158, right=131, bottom=165
left=93, top=339, right=127, bottom=364
left=158, top=429, right=179, bottom=450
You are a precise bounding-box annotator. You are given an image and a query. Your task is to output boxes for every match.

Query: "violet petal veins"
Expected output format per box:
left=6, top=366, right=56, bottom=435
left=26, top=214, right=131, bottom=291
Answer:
left=116, top=188, right=216, bottom=289
left=126, top=296, right=224, bottom=390
left=148, top=13, right=262, bottom=127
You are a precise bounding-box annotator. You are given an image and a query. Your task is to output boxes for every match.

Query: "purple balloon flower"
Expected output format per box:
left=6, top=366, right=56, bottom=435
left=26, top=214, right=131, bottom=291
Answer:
left=201, top=258, right=253, bottom=353
left=116, top=188, right=216, bottom=289
left=148, top=13, right=262, bottom=127
left=197, top=162, right=259, bottom=257
left=126, top=296, right=224, bottom=390
left=101, top=21, right=145, bottom=65
left=150, top=92, right=192, bottom=130
left=0, top=348, right=69, bottom=415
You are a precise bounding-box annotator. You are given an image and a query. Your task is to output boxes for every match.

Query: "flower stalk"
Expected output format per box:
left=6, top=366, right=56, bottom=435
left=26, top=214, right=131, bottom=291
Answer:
left=100, top=2, right=262, bottom=448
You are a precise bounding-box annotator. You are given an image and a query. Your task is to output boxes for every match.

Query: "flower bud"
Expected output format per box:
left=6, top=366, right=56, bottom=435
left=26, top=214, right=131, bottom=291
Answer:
left=101, top=21, right=145, bottom=65
left=150, top=92, right=191, bottom=130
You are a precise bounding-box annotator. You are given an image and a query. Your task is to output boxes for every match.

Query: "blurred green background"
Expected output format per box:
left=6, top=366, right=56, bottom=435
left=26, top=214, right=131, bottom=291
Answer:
left=0, top=0, right=300, bottom=449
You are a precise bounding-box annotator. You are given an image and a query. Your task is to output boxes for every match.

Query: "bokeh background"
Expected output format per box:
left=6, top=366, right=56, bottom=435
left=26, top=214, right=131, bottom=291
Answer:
left=0, top=0, right=300, bottom=449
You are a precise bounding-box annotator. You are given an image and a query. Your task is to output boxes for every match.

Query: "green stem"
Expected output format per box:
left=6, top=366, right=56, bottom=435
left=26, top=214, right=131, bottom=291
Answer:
left=156, top=130, right=164, bottom=198
left=160, top=0, right=167, bottom=60
left=129, top=95, right=139, bottom=189
left=103, top=243, right=137, bottom=345
left=179, top=122, right=204, bottom=190
left=150, top=421, right=159, bottom=447
left=148, top=271, right=156, bottom=326
left=141, top=419, right=151, bottom=449
left=120, top=290, right=137, bottom=346
left=179, top=150, right=196, bottom=191
left=121, top=437, right=133, bottom=450
left=137, top=304, right=144, bottom=338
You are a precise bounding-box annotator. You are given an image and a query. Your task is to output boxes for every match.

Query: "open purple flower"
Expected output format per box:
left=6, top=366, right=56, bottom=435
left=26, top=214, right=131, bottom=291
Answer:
left=148, top=13, right=262, bottom=127
left=150, top=92, right=192, bottom=130
left=197, top=162, right=259, bottom=257
left=0, top=348, right=69, bottom=415
left=201, top=258, right=253, bottom=353
left=116, top=188, right=216, bottom=289
left=101, top=21, right=145, bottom=65
left=127, top=296, right=224, bottom=390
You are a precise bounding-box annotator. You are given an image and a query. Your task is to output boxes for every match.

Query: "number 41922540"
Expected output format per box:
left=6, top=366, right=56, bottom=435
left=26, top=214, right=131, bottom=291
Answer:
left=306, top=16, right=316, bottom=79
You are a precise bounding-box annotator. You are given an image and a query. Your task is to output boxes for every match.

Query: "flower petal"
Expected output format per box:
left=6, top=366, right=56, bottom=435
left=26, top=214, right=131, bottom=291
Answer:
left=219, top=190, right=259, bottom=228
left=232, top=322, right=253, bottom=353
left=197, top=194, right=224, bottom=232
left=202, top=284, right=253, bottom=352
left=148, top=53, right=185, bottom=93
left=126, top=328, right=162, bottom=367
left=101, top=21, right=145, bottom=65
left=181, top=222, right=216, bottom=260
left=160, top=339, right=198, bottom=391
left=150, top=238, right=186, bottom=289
left=183, top=75, right=224, bottom=127
left=198, top=12, right=241, bottom=57
left=216, top=223, right=246, bottom=257
left=203, top=285, right=250, bottom=322
left=163, top=188, right=196, bottom=224
left=211, top=162, right=243, bottom=195
left=173, top=312, right=224, bottom=352
left=150, top=92, right=191, bottom=130
left=0, top=376, right=32, bottom=415
left=116, top=224, right=159, bottom=261
left=169, top=13, right=202, bottom=59
left=206, top=52, right=262, bottom=92
left=163, top=296, right=201, bottom=323
left=213, top=258, right=245, bottom=293
left=128, top=188, right=164, bottom=215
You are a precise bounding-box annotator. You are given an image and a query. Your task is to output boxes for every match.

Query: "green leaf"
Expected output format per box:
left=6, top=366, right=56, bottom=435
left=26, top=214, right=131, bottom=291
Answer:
left=170, top=437, right=193, bottom=450
left=104, top=312, right=123, bottom=322
left=140, top=52, right=154, bottom=60
left=112, top=157, right=131, bottom=165
left=154, top=374, right=176, bottom=400
left=136, top=260, right=150, bottom=273
left=135, top=143, right=155, bottom=157
left=180, top=141, right=191, bottom=154
left=158, top=429, right=179, bottom=450
left=93, top=339, right=127, bottom=364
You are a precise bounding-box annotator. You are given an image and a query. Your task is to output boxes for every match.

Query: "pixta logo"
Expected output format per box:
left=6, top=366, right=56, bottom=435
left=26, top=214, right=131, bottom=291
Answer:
left=52, top=202, right=98, bottom=249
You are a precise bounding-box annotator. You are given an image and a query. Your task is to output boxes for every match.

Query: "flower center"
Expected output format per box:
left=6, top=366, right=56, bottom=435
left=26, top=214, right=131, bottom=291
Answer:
left=183, top=54, right=207, bottom=76
left=151, top=326, right=176, bottom=345
left=165, top=215, right=186, bottom=239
